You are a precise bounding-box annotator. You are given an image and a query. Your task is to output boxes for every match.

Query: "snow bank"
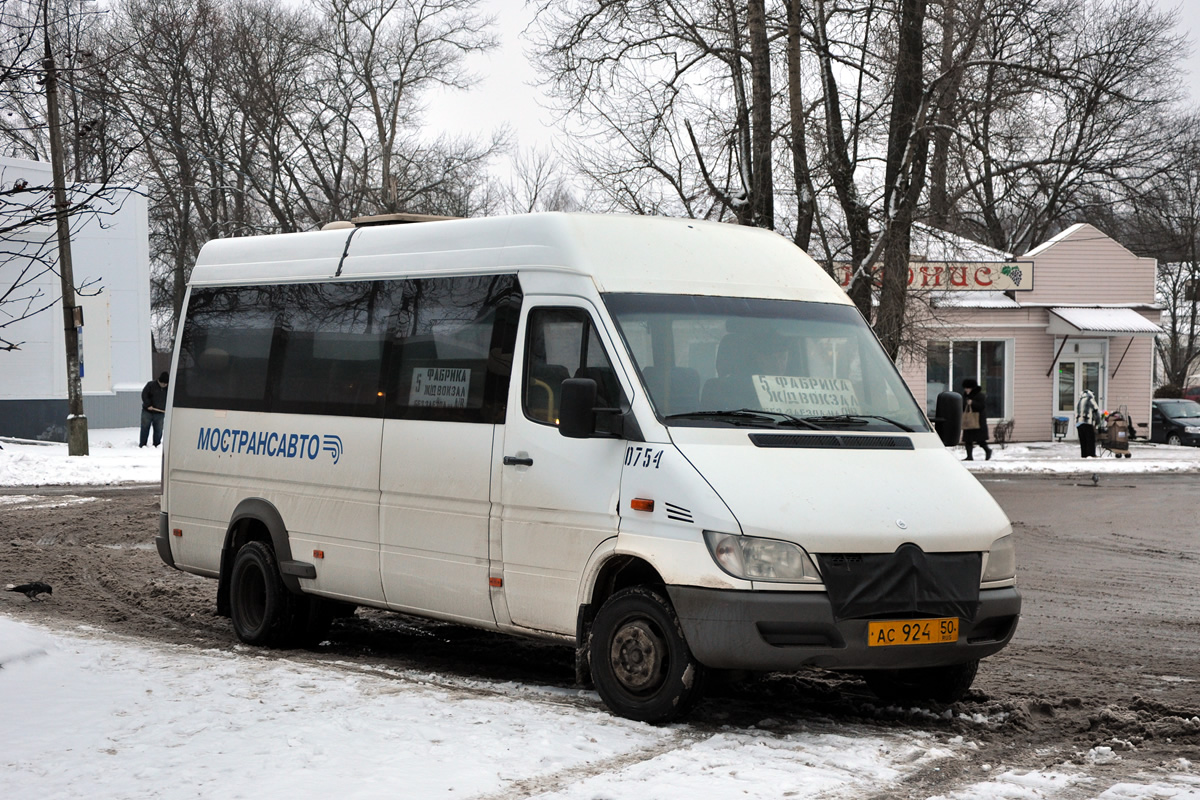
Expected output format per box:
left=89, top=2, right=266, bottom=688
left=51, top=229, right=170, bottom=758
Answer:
left=3, top=429, right=1198, bottom=490
left=0, top=428, right=161, bottom=487
left=2, top=616, right=1197, bottom=798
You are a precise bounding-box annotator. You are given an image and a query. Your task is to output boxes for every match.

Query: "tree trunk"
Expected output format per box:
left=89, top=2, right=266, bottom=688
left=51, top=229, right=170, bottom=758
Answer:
left=876, top=0, right=930, bottom=360
left=928, top=0, right=956, bottom=228
left=814, top=0, right=873, bottom=320
left=43, top=11, right=88, bottom=455
left=785, top=0, right=814, bottom=249
left=747, top=0, right=773, bottom=229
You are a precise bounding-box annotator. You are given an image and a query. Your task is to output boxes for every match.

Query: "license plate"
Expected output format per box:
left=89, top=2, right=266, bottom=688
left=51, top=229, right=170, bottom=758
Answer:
left=868, top=618, right=959, bottom=647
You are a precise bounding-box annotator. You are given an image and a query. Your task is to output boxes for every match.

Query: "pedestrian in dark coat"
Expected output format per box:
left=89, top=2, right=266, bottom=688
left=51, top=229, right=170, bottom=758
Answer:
left=140, top=371, right=169, bottom=448
left=1076, top=388, right=1100, bottom=457
left=961, top=378, right=992, bottom=461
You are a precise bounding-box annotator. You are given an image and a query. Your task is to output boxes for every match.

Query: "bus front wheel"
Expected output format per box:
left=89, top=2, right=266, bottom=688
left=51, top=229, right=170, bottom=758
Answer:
left=589, top=587, right=705, bottom=723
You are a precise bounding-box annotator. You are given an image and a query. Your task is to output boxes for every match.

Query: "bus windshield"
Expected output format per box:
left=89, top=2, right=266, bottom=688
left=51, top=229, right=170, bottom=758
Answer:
left=603, top=293, right=930, bottom=433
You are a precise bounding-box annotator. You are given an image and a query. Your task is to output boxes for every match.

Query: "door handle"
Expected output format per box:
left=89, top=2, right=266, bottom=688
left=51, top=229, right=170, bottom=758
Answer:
left=503, top=456, right=534, bottom=467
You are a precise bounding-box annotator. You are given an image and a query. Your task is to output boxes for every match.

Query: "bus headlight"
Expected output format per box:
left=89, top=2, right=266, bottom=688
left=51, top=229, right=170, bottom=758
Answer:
left=703, top=531, right=821, bottom=583
left=981, top=534, right=1016, bottom=581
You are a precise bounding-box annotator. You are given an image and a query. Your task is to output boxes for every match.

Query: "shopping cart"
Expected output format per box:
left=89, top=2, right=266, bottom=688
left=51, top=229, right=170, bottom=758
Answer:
left=1099, top=412, right=1131, bottom=458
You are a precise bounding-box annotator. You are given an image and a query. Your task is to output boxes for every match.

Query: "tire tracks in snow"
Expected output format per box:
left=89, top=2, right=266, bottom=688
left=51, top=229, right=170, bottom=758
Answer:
left=466, top=729, right=710, bottom=800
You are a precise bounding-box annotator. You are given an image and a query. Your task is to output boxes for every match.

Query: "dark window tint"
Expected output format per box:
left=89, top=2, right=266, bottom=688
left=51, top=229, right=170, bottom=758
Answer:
left=274, top=282, right=397, bottom=416
left=175, top=285, right=282, bottom=412
left=385, top=275, right=521, bottom=423
left=523, top=307, right=624, bottom=426
left=174, top=276, right=521, bottom=422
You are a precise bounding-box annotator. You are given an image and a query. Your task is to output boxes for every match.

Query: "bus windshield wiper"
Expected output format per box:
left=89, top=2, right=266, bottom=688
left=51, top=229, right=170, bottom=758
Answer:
left=665, top=410, right=822, bottom=430
left=802, top=414, right=915, bottom=432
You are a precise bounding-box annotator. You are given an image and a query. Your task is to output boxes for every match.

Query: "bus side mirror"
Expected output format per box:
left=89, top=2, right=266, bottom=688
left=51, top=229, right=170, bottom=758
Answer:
left=559, top=378, right=646, bottom=441
left=559, top=378, right=597, bottom=439
left=934, top=391, right=963, bottom=448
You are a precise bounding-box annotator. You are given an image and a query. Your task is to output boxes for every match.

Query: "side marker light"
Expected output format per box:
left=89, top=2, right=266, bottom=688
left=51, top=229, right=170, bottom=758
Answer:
left=630, top=498, right=655, bottom=512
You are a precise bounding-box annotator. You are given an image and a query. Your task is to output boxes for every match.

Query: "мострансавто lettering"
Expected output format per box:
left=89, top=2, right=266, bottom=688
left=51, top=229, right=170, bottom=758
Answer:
left=196, top=427, right=344, bottom=464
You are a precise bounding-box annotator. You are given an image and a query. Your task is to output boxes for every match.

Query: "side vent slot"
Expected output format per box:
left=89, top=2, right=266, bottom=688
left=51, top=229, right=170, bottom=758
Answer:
left=664, top=502, right=694, bottom=523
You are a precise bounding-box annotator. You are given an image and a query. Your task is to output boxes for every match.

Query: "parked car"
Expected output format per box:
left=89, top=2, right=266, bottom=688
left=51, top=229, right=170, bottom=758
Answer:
left=1150, top=398, right=1200, bottom=447
left=1183, top=386, right=1200, bottom=402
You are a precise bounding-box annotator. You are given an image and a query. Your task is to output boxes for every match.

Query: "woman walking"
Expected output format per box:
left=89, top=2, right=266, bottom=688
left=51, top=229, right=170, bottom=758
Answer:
left=961, top=378, right=992, bottom=461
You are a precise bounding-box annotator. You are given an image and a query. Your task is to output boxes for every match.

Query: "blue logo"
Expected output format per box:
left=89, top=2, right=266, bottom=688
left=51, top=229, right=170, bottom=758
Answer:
left=322, top=435, right=343, bottom=464
left=196, top=427, right=344, bottom=463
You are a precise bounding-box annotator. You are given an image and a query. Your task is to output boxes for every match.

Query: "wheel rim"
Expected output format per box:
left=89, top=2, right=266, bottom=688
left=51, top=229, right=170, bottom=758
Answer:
left=609, top=618, right=667, bottom=694
left=236, top=563, right=267, bottom=631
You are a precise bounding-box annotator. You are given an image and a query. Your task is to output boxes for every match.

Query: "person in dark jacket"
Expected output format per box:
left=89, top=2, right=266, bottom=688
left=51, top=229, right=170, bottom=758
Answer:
left=1075, top=388, right=1100, bottom=457
left=961, top=377, right=992, bottom=461
left=140, top=371, right=169, bottom=448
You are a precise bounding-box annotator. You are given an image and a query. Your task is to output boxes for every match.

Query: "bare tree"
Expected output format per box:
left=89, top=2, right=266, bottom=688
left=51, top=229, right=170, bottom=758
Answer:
left=941, top=0, right=1182, bottom=254
left=531, top=0, right=1185, bottom=362
left=316, top=0, right=501, bottom=214
left=1111, top=116, right=1200, bottom=389
left=91, top=0, right=506, bottom=341
left=532, top=0, right=780, bottom=226
left=501, top=146, right=579, bottom=214
left=0, top=0, right=130, bottom=352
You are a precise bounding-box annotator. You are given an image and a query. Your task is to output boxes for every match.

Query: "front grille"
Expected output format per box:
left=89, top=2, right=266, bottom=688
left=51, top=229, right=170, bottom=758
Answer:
left=815, top=544, right=982, bottom=622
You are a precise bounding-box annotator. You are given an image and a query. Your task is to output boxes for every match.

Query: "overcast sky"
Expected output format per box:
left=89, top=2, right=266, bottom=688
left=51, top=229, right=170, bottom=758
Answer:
left=423, top=1, right=551, bottom=153
left=424, top=0, right=1200, bottom=160
left=1151, top=0, right=1200, bottom=100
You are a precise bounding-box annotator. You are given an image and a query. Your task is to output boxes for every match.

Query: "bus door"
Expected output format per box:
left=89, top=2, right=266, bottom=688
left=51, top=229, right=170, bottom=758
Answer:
left=495, top=301, right=628, bottom=635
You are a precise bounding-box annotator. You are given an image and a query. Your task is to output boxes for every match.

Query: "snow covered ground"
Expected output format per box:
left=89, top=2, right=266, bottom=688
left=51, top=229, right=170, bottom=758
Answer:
left=2, top=427, right=1199, bottom=488
left=3, top=616, right=1198, bottom=800
left=3, top=428, right=1200, bottom=798
left=0, top=428, right=163, bottom=487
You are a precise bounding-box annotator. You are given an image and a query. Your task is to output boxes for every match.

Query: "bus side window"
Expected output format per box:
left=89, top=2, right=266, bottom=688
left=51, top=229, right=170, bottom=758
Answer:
left=523, top=308, right=624, bottom=426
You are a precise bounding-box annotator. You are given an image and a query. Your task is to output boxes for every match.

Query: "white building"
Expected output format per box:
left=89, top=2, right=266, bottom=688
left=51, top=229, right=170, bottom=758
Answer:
left=0, top=156, right=152, bottom=440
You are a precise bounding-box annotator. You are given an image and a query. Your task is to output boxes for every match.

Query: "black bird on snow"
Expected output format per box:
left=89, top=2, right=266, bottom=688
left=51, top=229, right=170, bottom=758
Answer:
left=6, top=581, right=53, bottom=600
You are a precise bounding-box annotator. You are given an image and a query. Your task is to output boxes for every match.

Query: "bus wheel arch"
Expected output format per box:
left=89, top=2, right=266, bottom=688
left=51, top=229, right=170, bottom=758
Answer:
left=574, top=555, right=667, bottom=687
left=217, top=499, right=299, bottom=616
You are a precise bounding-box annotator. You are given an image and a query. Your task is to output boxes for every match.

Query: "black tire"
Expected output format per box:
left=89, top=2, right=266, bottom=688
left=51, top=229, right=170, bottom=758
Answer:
left=864, top=659, right=978, bottom=705
left=229, top=541, right=294, bottom=647
left=1167, top=433, right=1183, bottom=446
left=589, top=587, right=705, bottom=723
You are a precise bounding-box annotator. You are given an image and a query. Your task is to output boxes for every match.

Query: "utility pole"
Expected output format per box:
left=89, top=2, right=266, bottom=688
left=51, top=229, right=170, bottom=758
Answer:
left=43, top=0, right=88, bottom=456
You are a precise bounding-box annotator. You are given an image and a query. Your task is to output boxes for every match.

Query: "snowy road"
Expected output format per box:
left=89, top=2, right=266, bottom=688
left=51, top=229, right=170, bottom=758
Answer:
left=2, top=431, right=1199, bottom=798
left=4, top=614, right=1196, bottom=800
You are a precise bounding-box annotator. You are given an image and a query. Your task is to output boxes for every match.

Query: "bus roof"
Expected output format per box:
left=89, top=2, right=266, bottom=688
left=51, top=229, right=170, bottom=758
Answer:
left=189, top=212, right=851, bottom=305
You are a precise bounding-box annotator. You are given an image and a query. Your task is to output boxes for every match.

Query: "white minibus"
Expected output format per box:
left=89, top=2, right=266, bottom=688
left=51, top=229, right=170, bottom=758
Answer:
left=156, top=212, right=1020, bottom=722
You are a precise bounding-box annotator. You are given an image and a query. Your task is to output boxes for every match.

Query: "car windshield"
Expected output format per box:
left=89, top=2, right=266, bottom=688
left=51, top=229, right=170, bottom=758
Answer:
left=1159, top=400, right=1200, bottom=419
left=603, top=294, right=931, bottom=433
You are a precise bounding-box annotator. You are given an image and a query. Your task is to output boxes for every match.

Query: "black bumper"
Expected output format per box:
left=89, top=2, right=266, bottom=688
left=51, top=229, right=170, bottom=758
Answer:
left=155, top=512, right=176, bottom=569
left=666, top=585, right=1020, bottom=671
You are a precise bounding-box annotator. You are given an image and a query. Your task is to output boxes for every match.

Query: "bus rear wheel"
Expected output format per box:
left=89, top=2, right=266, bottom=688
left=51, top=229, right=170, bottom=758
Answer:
left=589, top=587, right=705, bottom=723
left=229, top=541, right=292, bottom=647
